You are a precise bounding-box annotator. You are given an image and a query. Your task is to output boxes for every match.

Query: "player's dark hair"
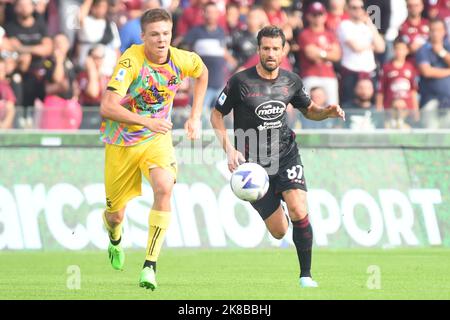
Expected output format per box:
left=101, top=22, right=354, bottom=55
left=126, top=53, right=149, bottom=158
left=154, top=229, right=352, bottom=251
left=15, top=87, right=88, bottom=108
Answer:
left=140, top=8, right=172, bottom=30
left=257, top=26, right=286, bottom=47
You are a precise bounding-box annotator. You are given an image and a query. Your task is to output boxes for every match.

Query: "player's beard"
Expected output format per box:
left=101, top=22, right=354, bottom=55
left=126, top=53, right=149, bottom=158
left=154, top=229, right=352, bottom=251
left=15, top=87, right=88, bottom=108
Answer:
left=261, top=58, right=279, bottom=72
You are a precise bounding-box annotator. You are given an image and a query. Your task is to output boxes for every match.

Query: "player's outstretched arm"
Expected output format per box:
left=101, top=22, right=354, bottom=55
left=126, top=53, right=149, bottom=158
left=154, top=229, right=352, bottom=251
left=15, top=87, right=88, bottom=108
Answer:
left=210, top=108, right=245, bottom=172
left=303, top=101, right=346, bottom=122
left=184, top=63, right=208, bottom=140
left=100, top=90, right=172, bottom=134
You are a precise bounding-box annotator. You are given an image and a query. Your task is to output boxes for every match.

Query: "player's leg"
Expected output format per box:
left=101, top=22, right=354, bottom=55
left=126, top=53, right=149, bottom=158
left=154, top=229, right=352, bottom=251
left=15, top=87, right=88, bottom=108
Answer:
left=103, top=208, right=126, bottom=270
left=139, top=168, right=174, bottom=290
left=277, top=152, right=317, bottom=287
left=282, top=189, right=317, bottom=288
left=145, top=168, right=174, bottom=267
left=103, top=208, right=125, bottom=244
left=251, top=182, right=289, bottom=239
left=139, top=133, right=177, bottom=290
left=263, top=204, right=289, bottom=240
left=103, top=143, right=143, bottom=270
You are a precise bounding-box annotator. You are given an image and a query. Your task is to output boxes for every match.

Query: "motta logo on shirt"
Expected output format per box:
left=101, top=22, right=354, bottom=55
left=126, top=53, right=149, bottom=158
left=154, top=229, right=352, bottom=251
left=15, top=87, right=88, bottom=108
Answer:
left=255, top=101, right=286, bottom=121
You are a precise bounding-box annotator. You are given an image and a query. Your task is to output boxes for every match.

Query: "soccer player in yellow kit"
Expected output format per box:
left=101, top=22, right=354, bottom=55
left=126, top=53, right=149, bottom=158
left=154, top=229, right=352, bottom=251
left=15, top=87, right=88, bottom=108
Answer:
left=99, top=8, right=208, bottom=290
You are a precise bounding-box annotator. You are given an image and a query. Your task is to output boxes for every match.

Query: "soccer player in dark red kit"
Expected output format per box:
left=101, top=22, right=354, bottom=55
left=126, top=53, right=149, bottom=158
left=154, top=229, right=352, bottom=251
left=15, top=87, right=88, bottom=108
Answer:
left=210, top=26, right=345, bottom=288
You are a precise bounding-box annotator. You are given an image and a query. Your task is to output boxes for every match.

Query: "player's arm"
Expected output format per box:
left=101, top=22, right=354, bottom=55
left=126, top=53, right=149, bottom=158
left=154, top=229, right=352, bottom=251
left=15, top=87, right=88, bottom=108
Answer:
left=100, top=90, right=172, bottom=133
left=184, top=63, right=208, bottom=140
left=292, top=78, right=345, bottom=122
left=210, top=79, right=245, bottom=172
left=302, top=101, right=346, bottom=121
left=211, top=108, right=245, bottom=172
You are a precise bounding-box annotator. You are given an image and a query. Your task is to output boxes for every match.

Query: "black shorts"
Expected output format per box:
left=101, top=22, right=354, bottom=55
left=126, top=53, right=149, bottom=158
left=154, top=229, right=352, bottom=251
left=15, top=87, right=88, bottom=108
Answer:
left=250, top=152, right=307, bottom=220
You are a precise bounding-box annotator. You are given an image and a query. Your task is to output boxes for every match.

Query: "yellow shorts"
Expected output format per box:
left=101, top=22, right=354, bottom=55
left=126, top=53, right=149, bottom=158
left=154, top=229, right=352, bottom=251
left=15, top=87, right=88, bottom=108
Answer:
left=104, top=133, right=177, bottom=212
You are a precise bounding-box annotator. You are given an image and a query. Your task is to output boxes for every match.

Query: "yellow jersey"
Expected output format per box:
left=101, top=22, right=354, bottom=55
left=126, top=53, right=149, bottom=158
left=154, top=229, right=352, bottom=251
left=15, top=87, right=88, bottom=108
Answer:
left=100, top=44, right=203, bottom=146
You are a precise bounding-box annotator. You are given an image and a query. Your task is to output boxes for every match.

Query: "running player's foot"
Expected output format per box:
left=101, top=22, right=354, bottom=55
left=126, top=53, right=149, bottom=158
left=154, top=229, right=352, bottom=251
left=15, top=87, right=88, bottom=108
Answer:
left=300, top=277, right=318, bottom=288
left=139, top=266, right=157, bottom=291
left=108, top=243, right=125, bottom=270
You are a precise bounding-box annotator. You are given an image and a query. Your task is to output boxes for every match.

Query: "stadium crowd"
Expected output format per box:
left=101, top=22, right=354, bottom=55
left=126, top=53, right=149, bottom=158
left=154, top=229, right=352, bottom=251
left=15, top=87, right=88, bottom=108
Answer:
left=0, top=0, right=449, bottom=130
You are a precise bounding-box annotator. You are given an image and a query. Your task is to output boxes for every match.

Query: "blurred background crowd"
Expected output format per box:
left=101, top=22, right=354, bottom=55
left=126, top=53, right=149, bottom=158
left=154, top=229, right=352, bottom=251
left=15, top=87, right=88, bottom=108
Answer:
left=0, top=0, right=449, bottom=130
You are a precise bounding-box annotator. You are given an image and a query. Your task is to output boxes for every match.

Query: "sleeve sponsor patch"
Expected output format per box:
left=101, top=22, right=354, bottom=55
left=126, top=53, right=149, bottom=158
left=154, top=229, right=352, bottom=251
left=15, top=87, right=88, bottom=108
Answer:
left=115, top=68, right=126, bottom=82
left=218, top=92, right=227, bottom=105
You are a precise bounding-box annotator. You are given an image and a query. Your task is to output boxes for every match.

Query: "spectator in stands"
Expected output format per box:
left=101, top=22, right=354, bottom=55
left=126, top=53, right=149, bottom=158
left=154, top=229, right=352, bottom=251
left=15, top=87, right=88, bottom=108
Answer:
left=337, top=0, right=385, bottom=103
left=173, top=0, right=218, bottom=46
left=345, top=78, right=376, bottom=110
left=119, top=0, right=161, bottom=52
left=77, top=0, right=121, bottom=76
left=4, top=0, right=52, bottom=111
left=326, top=0, right=349, bottom=31
left=0, top=57, right=16, bottom=129
left=344, top=78, right=381, bottom=129
left=43, top=33, right=77, bottom=101
left=384, top=0, right=408, bottom=64
left=399, top=0, right=430, bottom=62
left=286, top=8, right=303, bottom=73
left=297, top=2, right=341, bottom=105
left=427, top=0, right=450, bottom=19
left=77, top=44, right=110, bottom=106
left=182, top=2, right=236, bottom=114
left=224, top=1, right=244, bottom=34
left=365, top=0, right=391, bottom=37
left=35, top=33, right=82, bottom=130
left=376, top=38, right=419, bottom=129
left=366, top=0, right=394, bottom=65
left=416, top=18, right=450, bottom=114
left=1, top=50, right=22, bottom=108
left=58, top=0, right=84, bottom=49
left=262, top=0, right=292, bottom=41
left=434, top=0, right=450, bottom=41
left=228, top=6, right=267, bottom=67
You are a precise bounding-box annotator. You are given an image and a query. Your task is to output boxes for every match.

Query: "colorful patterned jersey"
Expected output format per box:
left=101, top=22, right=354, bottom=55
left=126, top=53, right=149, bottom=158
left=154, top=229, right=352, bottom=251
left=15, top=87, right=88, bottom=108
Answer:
left=100, top=44, right=203, bottom=146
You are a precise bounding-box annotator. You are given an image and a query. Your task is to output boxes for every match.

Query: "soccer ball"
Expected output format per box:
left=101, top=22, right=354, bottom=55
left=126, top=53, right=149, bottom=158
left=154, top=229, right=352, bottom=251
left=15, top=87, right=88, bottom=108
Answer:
left=230, top=162, right=270, bottom=202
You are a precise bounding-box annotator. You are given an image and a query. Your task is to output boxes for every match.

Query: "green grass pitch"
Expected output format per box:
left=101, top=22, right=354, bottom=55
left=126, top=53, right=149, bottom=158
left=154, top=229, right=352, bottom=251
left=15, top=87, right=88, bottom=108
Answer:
left=0, top=248, right=449, bottom=300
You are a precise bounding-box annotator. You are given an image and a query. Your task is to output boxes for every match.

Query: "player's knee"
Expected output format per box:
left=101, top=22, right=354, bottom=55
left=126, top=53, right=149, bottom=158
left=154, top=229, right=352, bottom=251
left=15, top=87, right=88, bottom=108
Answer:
left=269, top=224, right=288, bottom=239
left=287, top=205, right=308, bottom=221
left=153, top=183, right=173, bottom=200
left=270, top=229, right=287, bottom=240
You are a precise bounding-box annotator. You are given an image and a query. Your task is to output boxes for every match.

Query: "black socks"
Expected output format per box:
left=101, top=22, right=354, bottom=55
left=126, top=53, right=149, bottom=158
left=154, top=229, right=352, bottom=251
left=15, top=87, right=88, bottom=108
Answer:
left=292, top=215, right=313, bottom=278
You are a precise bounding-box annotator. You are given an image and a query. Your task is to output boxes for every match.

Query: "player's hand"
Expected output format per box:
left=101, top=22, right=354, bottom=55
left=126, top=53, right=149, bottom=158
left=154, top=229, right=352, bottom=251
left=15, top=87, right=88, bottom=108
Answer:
left=327, top=104, right=345, bottom=121
left=184, top=117, right=201, bottom=140
left=144, top=118, right=173, bottom=134
left=227, top=148, right=246, bottom=172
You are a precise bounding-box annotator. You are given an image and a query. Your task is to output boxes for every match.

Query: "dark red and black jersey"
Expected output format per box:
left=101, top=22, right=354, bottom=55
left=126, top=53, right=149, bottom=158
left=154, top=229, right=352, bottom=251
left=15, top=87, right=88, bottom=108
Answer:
left=215, top=67, right=311, bottom=167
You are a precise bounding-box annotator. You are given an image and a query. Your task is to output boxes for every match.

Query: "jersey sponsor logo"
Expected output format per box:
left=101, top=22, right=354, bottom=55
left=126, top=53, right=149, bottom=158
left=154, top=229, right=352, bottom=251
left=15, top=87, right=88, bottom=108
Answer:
left=167, top=76, right=180, bottom=86
left=257, top=121, right=283, bottom=131
left=255, top=101, right=286, bottom=121
left=140, top=86, right=169, bottom=107
left=218, top=92, right=227, bottom=106
left=119, top=59, right=131, bottom=68
left=115, top=68, right=126, bottom=82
